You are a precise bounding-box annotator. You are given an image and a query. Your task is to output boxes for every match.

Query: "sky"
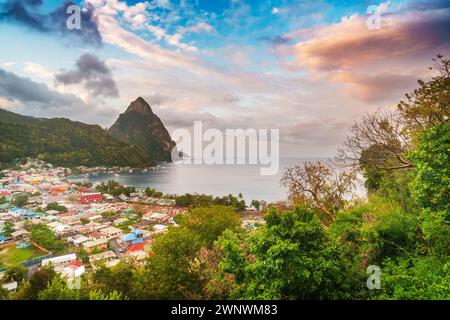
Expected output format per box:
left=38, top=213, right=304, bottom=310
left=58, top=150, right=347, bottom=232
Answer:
left=0, top=0, right=449, bottom=158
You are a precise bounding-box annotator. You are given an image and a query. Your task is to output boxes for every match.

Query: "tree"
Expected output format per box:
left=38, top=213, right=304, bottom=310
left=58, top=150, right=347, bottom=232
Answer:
left=12, top=194, right=29, bottom=208
left=408, top=123, right=450, bottom=213
left=2, top=221, right=14, bottom=237
left=3, top=265, right=27, bottom=283
left=233, top=206, right=358, bottom=299
left=145, top=188, right=163, bottom=198
left=20, top=266, right=57, bottom=300
left=251, top=200, right=261, bottom=211
left=0, top=286, right=7, bottom=300
left=281, top=162, right=356, bottom=225
left=338, top=111, right=413, bottom=170
left=45, top=202, right=68, bottom=213
left=37, top=277, right=81, bottom=300
left=398, top=55, right=450, bottom=132
left=380, top=256, right=450, bottom=300
left=408, top=123, right=450, bottom=255
left=142, top=206, right=242, bottom=299
left=91, top=262, right=135, bottom=299
left=28, top=224, right=66, bottom=253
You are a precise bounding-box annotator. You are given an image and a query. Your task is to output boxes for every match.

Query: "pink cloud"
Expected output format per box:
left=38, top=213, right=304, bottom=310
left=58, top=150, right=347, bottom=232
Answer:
left=332, top=72, right=418, bottom=103
left=279, top=7, right=450, bottom=102
left=287, top=8, right=450, bottom=72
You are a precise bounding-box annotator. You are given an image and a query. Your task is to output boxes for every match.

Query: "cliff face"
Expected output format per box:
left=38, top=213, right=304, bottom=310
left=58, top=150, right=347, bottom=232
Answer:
left=108, top=97, right=176, bottom=162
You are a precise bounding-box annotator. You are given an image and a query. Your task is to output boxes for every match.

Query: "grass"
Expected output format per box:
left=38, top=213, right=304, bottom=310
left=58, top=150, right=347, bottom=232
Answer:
left=0, top=245, right=46, bottom=268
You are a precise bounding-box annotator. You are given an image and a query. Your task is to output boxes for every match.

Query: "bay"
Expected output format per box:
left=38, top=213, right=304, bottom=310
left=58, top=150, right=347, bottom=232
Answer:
left=71, top=157, right=327, bottom=203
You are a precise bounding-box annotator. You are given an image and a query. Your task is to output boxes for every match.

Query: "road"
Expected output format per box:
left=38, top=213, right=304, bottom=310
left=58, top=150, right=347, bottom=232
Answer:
left=108, top=238, right=126, bottom=260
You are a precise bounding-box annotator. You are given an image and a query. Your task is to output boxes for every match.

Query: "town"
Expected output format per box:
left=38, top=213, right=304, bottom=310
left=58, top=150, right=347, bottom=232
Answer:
left=0, top=159, right=265, bottom=294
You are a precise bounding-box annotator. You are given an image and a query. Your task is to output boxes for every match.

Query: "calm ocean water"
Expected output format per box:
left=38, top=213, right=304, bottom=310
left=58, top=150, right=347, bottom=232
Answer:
left=73, top=158, right=328, bottom=203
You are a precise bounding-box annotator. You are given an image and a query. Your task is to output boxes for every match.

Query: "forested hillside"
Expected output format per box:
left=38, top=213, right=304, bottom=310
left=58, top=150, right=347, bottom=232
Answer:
left=0, top=110, right=154, bottom=167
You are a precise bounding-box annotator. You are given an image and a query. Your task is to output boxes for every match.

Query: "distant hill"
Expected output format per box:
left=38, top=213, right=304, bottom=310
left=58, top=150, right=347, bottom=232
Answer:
left=0, top=109, right=154, bottom=168
left=0, top=108, right=42, bottom=126
left=108, top=97, right=176, bottom=161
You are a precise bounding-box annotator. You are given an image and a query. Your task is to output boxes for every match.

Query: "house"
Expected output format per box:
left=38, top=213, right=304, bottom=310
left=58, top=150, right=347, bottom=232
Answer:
left=88, top=251, right=120, bottom=269
left=118, top=194, right=129, bottom=202
left=68, top=234, right=89, bottom=247
left=103, top=194, right=114, bottom=202
left=82, top=238, right=108, bottom=253
left=60, top=260, right=85, bottom=283
left=157, top=198, right=176, bottom=206
left=142, top=212, right=167, bottom=221
left=42, top=253, right=77, bottom=268
left=54, top=224, right=71, bottom=235
left=45, top=210, right=60, bottom=216
left=113, top=217, right=128, bottom=225
left=121, top=229, right=144, bottom=246
left=100, top=226, right=123, bottom=239
left=88, top=215, right=103, bottom=222
left=79, top=192, right=102, bottom=204
left=133, top=220, right=150, bottom=230
left=60, top=214, right=81, bottom=225
left=11, top=229, right=30, bottom=240
left=88, top=231, right=106, bottom=240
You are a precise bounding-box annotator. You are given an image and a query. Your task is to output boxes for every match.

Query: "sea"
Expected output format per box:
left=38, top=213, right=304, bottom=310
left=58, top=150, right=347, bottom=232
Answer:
left=69, top=158, right=331, bottom=204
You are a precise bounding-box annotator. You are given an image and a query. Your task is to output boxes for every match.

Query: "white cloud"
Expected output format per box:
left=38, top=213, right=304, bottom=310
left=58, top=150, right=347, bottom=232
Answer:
left=23, top=62, right=53, bottom=80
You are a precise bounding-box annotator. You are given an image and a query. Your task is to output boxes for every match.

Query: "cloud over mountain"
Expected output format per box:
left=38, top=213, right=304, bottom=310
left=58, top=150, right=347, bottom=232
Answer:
left=55, top=53, right=119, bottom=98
left=0, top=67, right=85, bottom=108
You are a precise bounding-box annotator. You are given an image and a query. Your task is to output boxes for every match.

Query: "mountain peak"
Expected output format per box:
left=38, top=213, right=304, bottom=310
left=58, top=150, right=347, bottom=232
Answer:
left=125, top=97, right=154, bottom=116
left=108, top=97, right=176, bottom=162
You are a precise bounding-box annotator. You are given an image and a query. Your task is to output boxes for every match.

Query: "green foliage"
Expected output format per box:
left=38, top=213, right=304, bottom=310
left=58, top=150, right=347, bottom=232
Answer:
left=37, top=276, right=125, bottom=300
left=144, top=188, right=163, bottom=198
left=16, top=266, right=57, bottom=300
left=91, top=262, right=135, bottom=299
left=28, top=224, right=66, bottom=253
left=233, top=206, right=360, bottom=299
left=37, top=277, right=82, bottom=300
left=2, top=221, right=14, bottom=237
left=0, top=286, right=7, bottom=300
left=0, top=110, right=154, bottom=167
left=96, top=180, right=136, bottom=197
left=142, top=206, right=242, bottom=299
left=251, top=200, right=261, bottom=210
left=330, top=196, right=419, bottom=266
left=2, top=265, right=27, bottom=283
left=379, top=256, right=450, bottom=300
left=45, top=202, right=68, bottom=213
left=419, top=209, right=450, bottom=256
left=175, top=193, right=246, bottom=211
left=12, top=194, right=29, bottom=208
left=408, top=123, right=450, bottom=213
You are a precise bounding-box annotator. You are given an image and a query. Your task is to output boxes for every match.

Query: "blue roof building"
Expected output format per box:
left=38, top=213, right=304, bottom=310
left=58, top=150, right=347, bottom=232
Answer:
left=122, top=229, right=144, bottom=245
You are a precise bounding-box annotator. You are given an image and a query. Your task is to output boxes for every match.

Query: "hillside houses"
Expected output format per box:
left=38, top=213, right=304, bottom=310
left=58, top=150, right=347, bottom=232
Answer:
left=0, top=159, right=196, bottom=293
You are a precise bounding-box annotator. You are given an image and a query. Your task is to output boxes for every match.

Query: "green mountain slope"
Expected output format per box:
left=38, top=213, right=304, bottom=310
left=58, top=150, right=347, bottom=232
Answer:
left=0, top=109, right=154, bottom=168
